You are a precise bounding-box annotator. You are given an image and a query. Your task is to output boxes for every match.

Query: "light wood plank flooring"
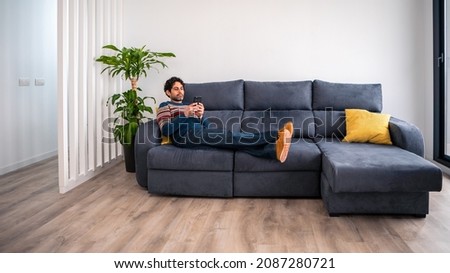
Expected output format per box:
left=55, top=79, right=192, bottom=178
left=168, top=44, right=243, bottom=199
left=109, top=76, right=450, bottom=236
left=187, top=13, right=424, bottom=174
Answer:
left=1, top=156, right=449, bottom=252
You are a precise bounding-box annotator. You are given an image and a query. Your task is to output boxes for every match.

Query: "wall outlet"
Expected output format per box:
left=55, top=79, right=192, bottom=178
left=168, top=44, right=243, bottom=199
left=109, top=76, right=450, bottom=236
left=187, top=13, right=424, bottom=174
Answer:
left=35, top=78, right=45, bottom=86
left=18, top=78, right=30, bottom=86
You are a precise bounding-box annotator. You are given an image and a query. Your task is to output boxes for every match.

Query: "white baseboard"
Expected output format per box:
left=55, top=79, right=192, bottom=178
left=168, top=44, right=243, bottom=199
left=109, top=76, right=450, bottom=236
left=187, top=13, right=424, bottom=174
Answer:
left=0, top=150, right=58, bottom=176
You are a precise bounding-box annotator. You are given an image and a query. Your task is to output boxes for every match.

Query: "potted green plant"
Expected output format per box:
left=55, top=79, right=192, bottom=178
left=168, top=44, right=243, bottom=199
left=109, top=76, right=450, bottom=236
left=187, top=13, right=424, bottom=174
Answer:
left=96, top=44, right=175, bottom=172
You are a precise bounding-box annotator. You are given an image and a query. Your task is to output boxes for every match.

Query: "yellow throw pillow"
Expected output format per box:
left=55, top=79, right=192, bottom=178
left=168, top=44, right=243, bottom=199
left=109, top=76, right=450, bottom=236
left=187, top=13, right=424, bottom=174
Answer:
left=342, top=109, right=392, bottom=145
left=161, top=135, right=172, bottom=145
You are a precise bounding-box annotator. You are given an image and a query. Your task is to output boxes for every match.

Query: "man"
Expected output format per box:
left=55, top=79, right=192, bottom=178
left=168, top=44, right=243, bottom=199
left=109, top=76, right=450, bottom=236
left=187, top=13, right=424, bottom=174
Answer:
left=156, top=76, right=293, bottom=163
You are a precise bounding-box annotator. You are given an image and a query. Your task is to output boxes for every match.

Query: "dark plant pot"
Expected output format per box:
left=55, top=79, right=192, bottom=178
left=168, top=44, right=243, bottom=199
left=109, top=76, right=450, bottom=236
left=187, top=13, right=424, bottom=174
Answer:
left=122, top=143, right=136, bottom=173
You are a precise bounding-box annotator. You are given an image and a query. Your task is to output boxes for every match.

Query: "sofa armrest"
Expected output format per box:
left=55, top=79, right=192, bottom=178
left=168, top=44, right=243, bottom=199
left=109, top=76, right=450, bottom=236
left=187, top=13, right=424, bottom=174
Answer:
left=389, top=117, right=424, bottom=157
left=135, top=119, right=161, bottom=188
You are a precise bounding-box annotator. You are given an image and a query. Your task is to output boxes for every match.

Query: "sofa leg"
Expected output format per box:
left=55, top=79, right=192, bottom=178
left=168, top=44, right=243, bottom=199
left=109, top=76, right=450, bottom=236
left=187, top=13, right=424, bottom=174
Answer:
left=414, top=214, right=426, bottom=218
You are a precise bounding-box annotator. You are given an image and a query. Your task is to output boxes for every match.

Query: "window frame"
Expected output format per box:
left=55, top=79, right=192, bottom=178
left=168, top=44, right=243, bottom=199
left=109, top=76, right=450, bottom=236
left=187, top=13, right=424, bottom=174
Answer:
left=433, top=0, right=450, bottom=166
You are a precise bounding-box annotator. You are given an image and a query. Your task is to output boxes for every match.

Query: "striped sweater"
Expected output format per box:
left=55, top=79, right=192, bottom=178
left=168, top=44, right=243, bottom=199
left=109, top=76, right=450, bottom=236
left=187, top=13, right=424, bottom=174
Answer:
left=157, top=101, right=202, bottom=137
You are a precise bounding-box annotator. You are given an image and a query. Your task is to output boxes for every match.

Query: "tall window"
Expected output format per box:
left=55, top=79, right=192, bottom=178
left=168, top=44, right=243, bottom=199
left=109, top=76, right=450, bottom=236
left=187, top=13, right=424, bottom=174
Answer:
left=434, top=0, right=450, bottom=167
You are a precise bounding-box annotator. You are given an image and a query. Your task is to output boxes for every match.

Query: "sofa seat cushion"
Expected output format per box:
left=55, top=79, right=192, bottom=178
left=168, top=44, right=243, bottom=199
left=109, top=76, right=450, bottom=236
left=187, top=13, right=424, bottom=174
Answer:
left=234, top=138, right=321, bottom=172
left=317, top=141, right=442, bottom=193
left=148, top=145, right=234, bottom=171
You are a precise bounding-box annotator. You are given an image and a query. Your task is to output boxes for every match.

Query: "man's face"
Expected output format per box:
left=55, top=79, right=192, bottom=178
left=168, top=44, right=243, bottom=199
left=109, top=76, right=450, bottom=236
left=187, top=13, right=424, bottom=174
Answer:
left=166, top=81, right=184, bottom=102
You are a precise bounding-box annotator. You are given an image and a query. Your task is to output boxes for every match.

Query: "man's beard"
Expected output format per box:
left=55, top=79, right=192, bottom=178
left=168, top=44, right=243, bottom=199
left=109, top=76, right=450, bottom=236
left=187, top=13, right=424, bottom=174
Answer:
left=172, top=96, right=183, bottom=102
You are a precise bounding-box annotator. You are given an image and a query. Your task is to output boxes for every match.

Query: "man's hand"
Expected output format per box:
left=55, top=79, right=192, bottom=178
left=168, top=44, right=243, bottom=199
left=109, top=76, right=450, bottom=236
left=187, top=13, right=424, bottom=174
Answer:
left=184, top=103, right=204, bottom=118
left=194, top=103, right=204, bottom=118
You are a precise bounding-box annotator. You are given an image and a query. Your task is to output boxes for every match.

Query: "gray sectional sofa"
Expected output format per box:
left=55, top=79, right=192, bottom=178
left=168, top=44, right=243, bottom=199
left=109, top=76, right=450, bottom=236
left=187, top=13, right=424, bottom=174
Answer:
left=135, top=79, right=443, bottom=217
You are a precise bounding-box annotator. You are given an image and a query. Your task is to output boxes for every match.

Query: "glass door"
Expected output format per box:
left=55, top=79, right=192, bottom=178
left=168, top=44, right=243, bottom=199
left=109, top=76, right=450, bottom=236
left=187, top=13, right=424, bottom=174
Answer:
left=446, top=2, right=450, bottom=157
left=434, top=0, right=450, bottom=166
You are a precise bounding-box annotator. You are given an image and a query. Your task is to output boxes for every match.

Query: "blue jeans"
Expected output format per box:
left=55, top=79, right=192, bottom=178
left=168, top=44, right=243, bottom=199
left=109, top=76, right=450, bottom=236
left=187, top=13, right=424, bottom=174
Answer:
left=171, top=123, right=278, bottom=159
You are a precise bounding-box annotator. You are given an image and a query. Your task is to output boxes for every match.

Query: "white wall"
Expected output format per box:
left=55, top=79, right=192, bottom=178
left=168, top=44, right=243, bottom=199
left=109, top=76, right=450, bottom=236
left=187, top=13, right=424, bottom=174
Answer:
left=123, top=0, right=435, bottom=157
left=0, top=0, right=57, bottom=175
left=0, top=0, right=437, bottom=186
left=423, top=0, right=437, bottom=162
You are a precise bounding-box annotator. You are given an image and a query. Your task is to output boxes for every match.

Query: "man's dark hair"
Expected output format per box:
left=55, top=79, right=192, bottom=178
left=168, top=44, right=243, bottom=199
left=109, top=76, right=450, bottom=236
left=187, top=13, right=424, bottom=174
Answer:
left=164, top=76, right=184, bottom=92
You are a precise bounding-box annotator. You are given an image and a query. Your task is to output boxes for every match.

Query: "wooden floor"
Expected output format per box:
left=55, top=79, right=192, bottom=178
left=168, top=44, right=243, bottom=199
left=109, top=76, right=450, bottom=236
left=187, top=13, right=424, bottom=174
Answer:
left=1, top=156, right=449, bottom=253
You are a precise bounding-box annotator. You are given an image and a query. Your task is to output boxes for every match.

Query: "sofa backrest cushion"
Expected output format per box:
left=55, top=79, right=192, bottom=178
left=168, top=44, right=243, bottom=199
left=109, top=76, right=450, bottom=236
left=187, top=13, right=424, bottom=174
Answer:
left=184, top=79, right=244, bottom=132
left=312, top=80, right=382, bottom=112
left=184, top=79, right=244, bottom=110
left=312, top=80, right=383, bottom=139
left=241, top=110, right=315, bottom=138
left=242, top=81, right=314, bottom=138
left=203, top=110, right=243, bottom=133
left=244, top=81, right=312, bottom=110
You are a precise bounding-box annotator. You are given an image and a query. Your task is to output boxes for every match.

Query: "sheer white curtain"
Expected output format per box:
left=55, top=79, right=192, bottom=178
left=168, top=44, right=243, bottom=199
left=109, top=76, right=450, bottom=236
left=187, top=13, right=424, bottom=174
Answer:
left=57, top=0, right=123, bottom=193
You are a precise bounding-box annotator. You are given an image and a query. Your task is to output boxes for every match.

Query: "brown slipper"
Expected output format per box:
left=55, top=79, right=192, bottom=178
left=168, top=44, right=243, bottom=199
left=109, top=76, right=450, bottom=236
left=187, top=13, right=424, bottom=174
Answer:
left=280, top=121, right=294, bottom=136
left=276, top=128, right=292, bottom=163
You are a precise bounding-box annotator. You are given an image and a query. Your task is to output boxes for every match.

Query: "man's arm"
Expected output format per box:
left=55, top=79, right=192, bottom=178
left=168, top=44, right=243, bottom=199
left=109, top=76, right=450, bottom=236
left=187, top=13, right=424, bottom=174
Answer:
left=157, top=102, right=186, bottom=136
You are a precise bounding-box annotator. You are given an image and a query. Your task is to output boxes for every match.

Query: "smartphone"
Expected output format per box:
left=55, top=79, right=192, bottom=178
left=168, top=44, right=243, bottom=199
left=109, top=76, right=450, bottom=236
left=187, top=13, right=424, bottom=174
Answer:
left=193, top=96, right=202, bottom=104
